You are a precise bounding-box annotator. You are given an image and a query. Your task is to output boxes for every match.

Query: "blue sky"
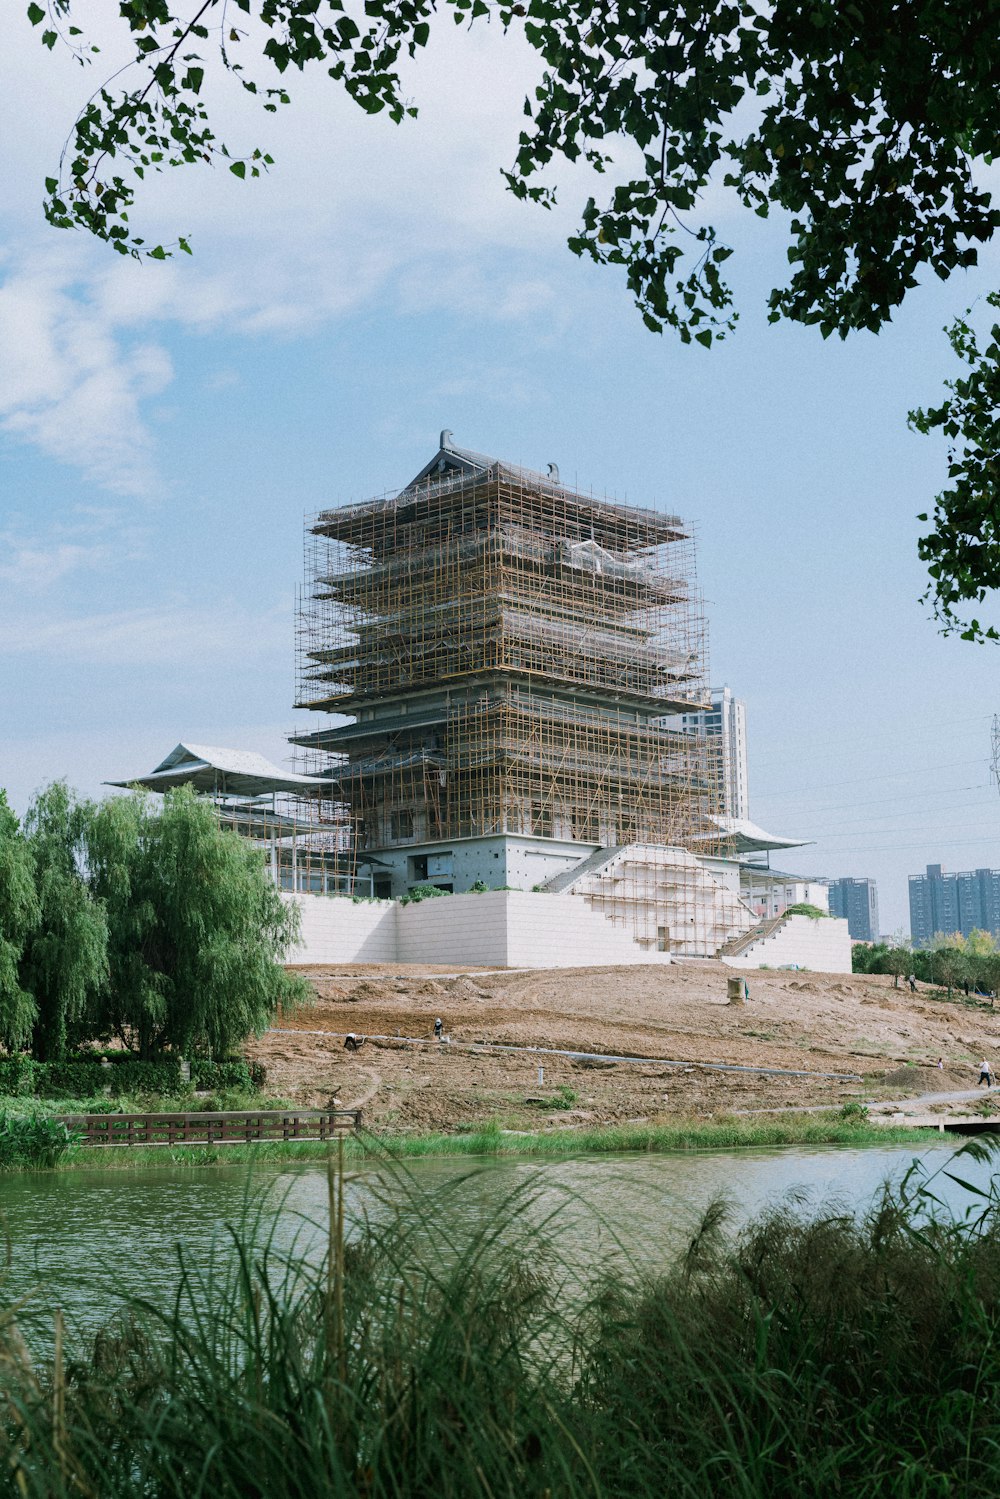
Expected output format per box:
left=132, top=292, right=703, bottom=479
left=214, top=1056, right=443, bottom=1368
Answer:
left=3, top=9, right=999, bottom=935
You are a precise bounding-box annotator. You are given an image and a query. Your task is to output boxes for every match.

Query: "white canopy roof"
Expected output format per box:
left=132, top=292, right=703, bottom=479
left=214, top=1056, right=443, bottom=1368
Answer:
left=700, top=815, right=813, bottom=856
left=106, top=742, right=331, bottom=799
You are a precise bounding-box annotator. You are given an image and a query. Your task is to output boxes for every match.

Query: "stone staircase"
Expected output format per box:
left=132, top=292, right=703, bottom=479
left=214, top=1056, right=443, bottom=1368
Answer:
left=539, top=845, right=623, bottom=894
left=537, top=843, right=757, bottom=958
left=718, top=914, right=787, bottom=959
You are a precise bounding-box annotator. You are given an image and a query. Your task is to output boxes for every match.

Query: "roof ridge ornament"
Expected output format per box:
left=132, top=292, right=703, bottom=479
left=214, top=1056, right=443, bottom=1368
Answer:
left=440, top=429, right=454, bottom=450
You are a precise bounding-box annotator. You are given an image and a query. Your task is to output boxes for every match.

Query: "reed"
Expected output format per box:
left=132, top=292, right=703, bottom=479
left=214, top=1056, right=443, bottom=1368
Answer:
left=2, top=1137, right=1000, bottom=1494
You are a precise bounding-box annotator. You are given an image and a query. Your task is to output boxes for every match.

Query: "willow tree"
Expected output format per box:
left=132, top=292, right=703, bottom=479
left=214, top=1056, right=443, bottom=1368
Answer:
left=26, top=0, right=1000, bottom=636
left=0, top=791, right=40, bottom=1051
left=20, top=782, right=108, bottom=1061
left=85, top=786, right=308, bottom=1060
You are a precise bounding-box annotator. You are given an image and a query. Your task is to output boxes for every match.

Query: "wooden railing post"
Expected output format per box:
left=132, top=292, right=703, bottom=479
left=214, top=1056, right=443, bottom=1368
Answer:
left=54, top=1107, right=363, bottom=1148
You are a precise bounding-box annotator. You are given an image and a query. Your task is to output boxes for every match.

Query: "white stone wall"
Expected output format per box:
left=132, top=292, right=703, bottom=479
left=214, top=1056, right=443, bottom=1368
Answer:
left=720, top=914, right=852, bottom=974
left=281, top=893, right=397, bottom=964
left=502, top=892, right=671, bottom=967
left=284, top=890, right=671, bottom=967
left=396, top=892, right=510, bottom=965
left=501, top=839, right=597, bottom=892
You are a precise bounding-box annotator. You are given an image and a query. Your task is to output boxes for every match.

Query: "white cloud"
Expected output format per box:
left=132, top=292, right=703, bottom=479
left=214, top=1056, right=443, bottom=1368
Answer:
left=0, top=12, right=608, bottom=497
left=0, top=597, right=288, bottom=667
left=0, top=252, right=173, bottom=495
left=0, top=505, right=146, bottom=592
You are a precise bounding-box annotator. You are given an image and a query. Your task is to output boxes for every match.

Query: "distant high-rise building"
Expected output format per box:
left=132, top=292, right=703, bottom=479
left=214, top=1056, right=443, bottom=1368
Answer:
left=819, top=877, right=880, bottom=942
left=677, top=686, right=748, bottom=820
left=908, top=863, right=1000, bottom=946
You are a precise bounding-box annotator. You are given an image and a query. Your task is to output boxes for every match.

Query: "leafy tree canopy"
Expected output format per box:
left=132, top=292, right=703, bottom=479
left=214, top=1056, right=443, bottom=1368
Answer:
left=0, top=782, right=307, bottom=1062
left=20, top=782, right=108, bottom=1061
left=85, top=785, right=309, bottom=1060
left=0, top=792, right=40, bottom=1052
left=26, top=0, right=1000, bottom=636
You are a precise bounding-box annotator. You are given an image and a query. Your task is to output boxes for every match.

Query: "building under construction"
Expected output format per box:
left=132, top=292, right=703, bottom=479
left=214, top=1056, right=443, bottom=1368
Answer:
left=104, top=436, right=852, bottom=967
left=291, top=435, right=760, bottom=956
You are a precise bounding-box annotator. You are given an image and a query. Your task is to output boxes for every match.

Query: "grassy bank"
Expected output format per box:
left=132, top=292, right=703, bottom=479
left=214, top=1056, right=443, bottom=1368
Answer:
left=14, top=1110, right=935, bottom=1174
left=373, top=1113, right=934, bottom=1157
left=5, top=1138, right=1000, bottom=1496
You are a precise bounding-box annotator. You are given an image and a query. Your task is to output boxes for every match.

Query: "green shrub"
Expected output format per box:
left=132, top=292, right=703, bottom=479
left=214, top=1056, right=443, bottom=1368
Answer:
left=783, top=902, right=828, bottom=919
left=0, top=1057, right=38, bottom=1096
left=538, top=1085, right=578, bottom=1110
left=190, top=1059, right=266, bottom=1091
left=0, top=1055, right=264, bottom=1101
left=34, top=1059, right=184, bottom=1098
left=400, top=883, right=451, bottom=904
left=0, top=1113, right=79, bottom=1168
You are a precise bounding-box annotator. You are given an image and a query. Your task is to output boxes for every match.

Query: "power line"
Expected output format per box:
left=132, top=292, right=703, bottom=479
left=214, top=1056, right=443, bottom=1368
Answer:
left=755, top=758, right=985, bottom=800
left=766, top=783, right=991, bottom=820
left=805, top=801, right=997, bottom=835
left=809, top=817, right=999, bottom=841
left=805, top=835, right=1000, bottom=856
left=750, top=714, right=993, bottom=770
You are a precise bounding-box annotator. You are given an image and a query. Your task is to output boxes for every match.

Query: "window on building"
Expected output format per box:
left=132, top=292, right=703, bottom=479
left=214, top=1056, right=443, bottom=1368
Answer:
left=532, top=803, right=552, bottom=837
left=390, top=808, right=414, bottom=840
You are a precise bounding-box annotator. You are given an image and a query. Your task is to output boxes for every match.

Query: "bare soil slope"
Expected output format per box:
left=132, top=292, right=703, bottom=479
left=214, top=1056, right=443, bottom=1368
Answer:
left=248, top=962, right=1000, bottom=1132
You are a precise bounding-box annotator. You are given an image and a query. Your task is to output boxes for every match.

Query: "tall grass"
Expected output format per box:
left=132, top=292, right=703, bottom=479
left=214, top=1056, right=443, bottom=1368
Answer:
left=3, top=1137, right=1000, bottom=1493
left=362, top=1112, right=930, bottom=1158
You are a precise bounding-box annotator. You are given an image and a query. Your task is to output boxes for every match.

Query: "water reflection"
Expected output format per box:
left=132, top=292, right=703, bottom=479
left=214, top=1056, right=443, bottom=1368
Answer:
left=0, top=1140, right=980, bottom=1345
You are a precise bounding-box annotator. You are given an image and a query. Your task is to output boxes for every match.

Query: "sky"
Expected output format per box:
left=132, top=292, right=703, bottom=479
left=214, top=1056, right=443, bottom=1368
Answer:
left=3, top=8, right=999, bottom=936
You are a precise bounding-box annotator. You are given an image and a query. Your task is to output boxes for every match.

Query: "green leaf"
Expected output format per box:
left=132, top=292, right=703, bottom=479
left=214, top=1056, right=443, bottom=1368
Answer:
left=229, top=160, right=246, bottom=179
left=27, top=2, right=44, bottom=25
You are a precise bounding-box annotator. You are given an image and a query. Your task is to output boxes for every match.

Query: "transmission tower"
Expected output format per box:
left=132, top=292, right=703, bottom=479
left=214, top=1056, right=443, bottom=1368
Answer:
left=992, top=715, right=1000, bottom=793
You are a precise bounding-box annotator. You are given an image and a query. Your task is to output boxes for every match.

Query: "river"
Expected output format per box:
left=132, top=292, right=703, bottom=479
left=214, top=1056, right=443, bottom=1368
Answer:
left=1, top=1139, right=994, bottom=1345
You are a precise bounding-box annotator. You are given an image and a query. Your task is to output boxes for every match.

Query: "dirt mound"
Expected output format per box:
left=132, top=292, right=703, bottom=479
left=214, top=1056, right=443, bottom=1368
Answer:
left=881, top=1065, right=951, bottom=1089
left=442, top=976, right=487, bottom=999
left=348, top=981, right=398, bottom=1003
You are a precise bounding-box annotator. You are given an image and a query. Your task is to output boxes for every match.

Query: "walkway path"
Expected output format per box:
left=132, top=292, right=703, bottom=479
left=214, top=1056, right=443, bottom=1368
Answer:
left=269, top=1028, right=861, bottom=1084
left=738, top=1086, right=993, bottom=1117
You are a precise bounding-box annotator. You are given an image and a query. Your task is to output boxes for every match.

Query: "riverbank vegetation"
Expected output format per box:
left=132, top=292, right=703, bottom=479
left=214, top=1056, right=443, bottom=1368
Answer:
left=375, top=1111, right=931, bottom=1159
left=5, top=1138, right=1000, bottom=1495
left=0, top=1108, right=932, bottom=1176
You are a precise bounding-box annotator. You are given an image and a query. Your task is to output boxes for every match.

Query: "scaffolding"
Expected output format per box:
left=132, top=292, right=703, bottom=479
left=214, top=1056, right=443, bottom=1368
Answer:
left=293, top=454, right=724, bottom=884
left=212, top=795, right=367, bottom=897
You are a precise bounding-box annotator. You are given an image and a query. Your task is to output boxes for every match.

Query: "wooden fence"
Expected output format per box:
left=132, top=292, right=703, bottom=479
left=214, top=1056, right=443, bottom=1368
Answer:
left=58, top=1108, right=362, bottom=1148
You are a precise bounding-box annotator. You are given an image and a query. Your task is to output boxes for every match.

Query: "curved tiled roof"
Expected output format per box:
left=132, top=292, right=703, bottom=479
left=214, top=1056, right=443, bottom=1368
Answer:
left=106, top=742, right=331, bottom=798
